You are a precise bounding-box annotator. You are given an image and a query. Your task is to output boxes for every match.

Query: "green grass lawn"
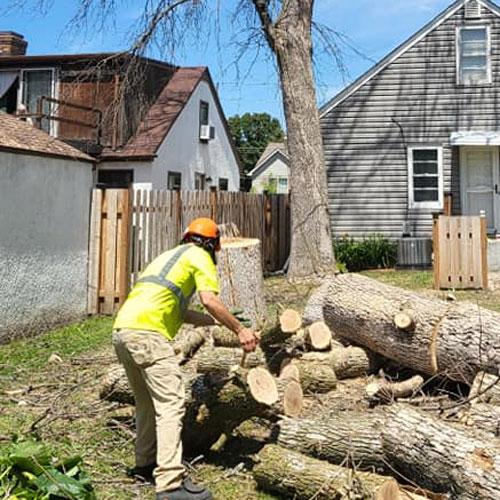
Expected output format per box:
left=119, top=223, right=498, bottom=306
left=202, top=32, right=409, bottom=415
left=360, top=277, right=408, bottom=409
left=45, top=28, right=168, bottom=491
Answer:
left=1, top=270, right=499, bottom=499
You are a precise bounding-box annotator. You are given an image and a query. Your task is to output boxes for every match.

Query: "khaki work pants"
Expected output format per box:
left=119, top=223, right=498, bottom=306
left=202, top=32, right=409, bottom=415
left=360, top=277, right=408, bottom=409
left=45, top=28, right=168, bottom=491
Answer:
left=113, top=329, right=185, bottom=492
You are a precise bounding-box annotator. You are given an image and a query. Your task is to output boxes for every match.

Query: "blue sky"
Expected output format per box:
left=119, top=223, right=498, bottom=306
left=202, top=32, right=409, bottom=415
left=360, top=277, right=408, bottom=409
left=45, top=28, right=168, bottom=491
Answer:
left=2, top=0, right=464, bottom=127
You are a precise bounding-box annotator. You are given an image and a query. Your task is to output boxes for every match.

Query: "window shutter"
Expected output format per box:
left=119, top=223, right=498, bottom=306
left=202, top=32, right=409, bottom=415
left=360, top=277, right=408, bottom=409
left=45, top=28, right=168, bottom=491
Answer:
left=464, top=0, right=481, bottom=19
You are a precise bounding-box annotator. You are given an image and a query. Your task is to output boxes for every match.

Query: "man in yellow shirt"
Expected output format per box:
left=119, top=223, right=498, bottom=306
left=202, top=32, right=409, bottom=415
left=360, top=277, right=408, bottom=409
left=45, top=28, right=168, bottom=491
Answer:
left=113, top=218, right=259, bottom=500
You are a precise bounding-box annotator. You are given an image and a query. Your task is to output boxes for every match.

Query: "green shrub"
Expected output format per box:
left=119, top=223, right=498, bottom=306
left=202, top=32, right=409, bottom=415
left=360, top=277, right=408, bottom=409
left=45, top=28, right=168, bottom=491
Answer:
left=333, top=234, right=397, bottom=272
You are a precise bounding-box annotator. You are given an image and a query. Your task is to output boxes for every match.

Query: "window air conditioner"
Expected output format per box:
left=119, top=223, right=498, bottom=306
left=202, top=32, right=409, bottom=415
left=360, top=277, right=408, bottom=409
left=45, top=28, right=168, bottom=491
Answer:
left=199, top=125, right=215, bottom=141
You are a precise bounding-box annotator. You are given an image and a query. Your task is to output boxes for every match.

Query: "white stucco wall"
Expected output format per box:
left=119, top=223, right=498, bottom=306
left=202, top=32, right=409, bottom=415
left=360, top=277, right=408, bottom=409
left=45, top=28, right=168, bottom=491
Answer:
left=152, top=80, right=240, bottom=191
left=0, top=150, right=94, bottom=342
left=252, top=154, right=290, bottom=193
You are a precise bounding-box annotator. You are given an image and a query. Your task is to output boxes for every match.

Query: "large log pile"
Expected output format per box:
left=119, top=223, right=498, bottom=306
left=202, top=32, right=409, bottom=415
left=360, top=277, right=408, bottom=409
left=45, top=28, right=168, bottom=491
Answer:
left=101, top=271, right=500, bottom=499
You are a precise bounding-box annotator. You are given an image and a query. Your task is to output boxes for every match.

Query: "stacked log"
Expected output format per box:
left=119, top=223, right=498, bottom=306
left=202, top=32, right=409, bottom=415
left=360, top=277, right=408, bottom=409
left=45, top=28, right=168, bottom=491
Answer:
left=100, top=270, right=500, bottom=499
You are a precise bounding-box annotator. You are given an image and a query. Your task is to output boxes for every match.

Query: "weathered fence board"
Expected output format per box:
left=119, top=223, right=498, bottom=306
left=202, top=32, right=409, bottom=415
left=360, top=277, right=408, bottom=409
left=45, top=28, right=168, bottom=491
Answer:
left=433, top=213, right=488, bottom=290
left=88, top=189, right=290, bottom=314
left=87, top=188, right=131, bottom=314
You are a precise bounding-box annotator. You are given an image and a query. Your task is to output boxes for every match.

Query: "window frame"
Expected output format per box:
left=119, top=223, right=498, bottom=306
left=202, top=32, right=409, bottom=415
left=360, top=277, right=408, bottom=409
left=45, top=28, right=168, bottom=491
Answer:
left=456, top=25, right=491, bottom=85
left=167, top=171, right=182, bottom=191
left=407, top=146, right=444, bottom=210
left=19, top=68, right=57, bottom=134
left=195, top=172, right=206, bottom=190
left=218, top=178, right=228, bottom=191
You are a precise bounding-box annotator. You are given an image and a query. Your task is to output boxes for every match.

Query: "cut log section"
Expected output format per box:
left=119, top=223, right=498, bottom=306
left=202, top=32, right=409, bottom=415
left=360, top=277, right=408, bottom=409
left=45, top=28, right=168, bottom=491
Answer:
left=283, top=380, right=303, bottom=418
left=211, top=326, right=240, bottom=348
left=306, top=321, right=332, bottom=350
left=247, top=367, right=279, bottom=405
left=196, top=347, right=266, bottom=374
left=366, top=375, right=424, bottom=402
left=288, top=359, right=337, bottom=394
left=461, top=403, right=500, bottom=435
left=300, top=345, right=381, bottom=379
left=279, top=309, right=302, bottom=333
left=171, top=326, right=208, bottom=363
left=394, top=308, right=416, bottom=332
left=253, top=445, right=433, bottom=500
left=469, top=371, right=500, bottom=405
left=279, top=363, right=300, bottom=383
left=311, top=273, right=500, bottom=381
left=217, top=237, right=266, bottom=329
left=278, top=403, right=500, bottom=499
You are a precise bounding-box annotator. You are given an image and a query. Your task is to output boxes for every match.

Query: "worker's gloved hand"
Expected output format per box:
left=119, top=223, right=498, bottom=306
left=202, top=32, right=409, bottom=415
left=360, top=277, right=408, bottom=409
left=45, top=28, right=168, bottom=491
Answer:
left=231, top=308, right=252, bottom=328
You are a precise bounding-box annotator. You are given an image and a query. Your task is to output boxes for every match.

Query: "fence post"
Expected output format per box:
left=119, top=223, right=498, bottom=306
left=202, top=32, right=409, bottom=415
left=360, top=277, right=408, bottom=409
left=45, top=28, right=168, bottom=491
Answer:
left=174, top=189, right=182, bottom=241
left=480, top=210, right=488, bottom=290
left=432, top=213, right=440, bottom=290
left=210, top=186, right=218, bottom=221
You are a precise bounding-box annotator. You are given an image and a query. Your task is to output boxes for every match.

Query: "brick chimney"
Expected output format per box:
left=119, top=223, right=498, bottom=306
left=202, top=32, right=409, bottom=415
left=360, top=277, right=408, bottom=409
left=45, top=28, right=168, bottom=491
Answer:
left=0, top=32, right=27, bottom=57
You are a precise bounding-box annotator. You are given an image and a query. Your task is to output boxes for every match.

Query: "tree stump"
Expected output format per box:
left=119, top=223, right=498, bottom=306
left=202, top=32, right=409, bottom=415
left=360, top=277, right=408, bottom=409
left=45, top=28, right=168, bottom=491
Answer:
left=217, top=237, right=266, bottom=329
left=309, top=273, right=500, bottom=382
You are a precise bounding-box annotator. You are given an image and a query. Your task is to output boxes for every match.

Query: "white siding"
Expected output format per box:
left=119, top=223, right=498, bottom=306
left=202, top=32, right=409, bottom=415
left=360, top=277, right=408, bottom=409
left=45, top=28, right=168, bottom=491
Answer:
left=252, top=154, right=290, bottom=193
left=153, top=80, right=240, bottom=191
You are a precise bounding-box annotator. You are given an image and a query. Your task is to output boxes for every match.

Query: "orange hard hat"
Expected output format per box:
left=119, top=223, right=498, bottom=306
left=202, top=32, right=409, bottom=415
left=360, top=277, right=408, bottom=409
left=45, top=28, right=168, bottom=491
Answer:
left=183, top=218, right=220, bottom=239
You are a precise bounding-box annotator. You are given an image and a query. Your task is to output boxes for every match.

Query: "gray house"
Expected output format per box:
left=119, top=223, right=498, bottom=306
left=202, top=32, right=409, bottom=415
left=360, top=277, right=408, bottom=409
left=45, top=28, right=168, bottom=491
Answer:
left=321, top=0, right=500, bottom=243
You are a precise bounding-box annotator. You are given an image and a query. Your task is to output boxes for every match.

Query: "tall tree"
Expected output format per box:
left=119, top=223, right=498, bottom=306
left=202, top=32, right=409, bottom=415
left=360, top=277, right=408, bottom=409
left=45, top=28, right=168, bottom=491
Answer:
left=4, top=0, right=338, bottom=279
left=228, top=113, right=284, bottom=174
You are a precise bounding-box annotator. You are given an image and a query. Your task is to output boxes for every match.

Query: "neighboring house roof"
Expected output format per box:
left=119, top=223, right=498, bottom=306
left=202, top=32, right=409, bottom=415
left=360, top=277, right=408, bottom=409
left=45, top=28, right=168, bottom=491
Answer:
left=0, top=112, right=93, bottom=162
left=101, top=66, right=242, bottom=171
left=319, top=0, right=500, bottom=117
left=102, top=67, right=206, bottom=160
left=0, top=51, right=172, bottom=70
left=248, top=142, right=288, bottom=178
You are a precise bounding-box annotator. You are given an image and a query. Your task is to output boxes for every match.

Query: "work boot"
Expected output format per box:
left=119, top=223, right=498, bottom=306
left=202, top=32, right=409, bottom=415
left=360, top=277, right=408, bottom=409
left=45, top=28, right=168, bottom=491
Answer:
left=126, top=463, right=156, bottom=484
left=155, top=477, right=212, bottom=500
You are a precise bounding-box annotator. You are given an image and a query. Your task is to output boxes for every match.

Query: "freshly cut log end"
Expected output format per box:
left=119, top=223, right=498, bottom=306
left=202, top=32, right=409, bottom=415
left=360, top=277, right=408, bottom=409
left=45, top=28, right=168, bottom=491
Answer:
left=375, top=480, right=400, bottom=500
left=279, top=363, right=300, bottom=383
left=307, top=321, right=332, bottom=350
left=217, top=237, right=266, bottom=329
left=247, top=367, right=279, bottom=406
left=283, top=380, right=303, bottom=417
left=394, top=310, right=415, bottom=332
left=279, top=309, right=302, bottom=333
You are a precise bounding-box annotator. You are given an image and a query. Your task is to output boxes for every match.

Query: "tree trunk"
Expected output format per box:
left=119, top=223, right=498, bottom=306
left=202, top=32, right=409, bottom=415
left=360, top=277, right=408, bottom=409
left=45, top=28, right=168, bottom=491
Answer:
left=253, top=445, right=397, bottom=500
left=252, top=0, right=336, bottom=280
left=217, top=237, right=266, bottom=328
left=278, top=404, right=500, bottom=499
left=311, top=273, right=500, bottom=382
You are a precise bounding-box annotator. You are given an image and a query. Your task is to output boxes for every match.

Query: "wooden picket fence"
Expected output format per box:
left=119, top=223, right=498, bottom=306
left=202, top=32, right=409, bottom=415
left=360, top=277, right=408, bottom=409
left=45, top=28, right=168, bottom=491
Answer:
left=433, top=213, right=488, bottom=290
left=88, top=188, right=290, bottom=314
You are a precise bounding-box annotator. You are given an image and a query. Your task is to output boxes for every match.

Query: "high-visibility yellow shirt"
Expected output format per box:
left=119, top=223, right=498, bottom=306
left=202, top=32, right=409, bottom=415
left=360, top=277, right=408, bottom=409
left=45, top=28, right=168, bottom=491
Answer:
left=113, top=244, right=219, bottom=339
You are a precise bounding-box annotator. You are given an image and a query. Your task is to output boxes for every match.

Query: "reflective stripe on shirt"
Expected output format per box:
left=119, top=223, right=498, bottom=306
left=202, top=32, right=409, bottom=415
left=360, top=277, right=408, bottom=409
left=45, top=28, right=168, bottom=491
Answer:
left=136, top=245, right=192, bottom=316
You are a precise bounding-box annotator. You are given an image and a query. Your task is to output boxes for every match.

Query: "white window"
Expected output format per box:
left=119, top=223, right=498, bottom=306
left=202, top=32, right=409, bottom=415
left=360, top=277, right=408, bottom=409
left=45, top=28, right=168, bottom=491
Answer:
left=457, top=26, right=491, bottom=84
left=167, top=171, right=182, bottom=190
left=20, top=68, right=56, bottom=133
left=277, top=177, right=288, bottom=193
left=408, top=147, right=443, bottom=209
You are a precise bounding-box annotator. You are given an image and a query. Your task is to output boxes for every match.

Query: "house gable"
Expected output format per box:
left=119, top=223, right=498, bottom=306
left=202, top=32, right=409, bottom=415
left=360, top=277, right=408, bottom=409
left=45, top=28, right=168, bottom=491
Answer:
left=320, top=0, right=500, bottom=117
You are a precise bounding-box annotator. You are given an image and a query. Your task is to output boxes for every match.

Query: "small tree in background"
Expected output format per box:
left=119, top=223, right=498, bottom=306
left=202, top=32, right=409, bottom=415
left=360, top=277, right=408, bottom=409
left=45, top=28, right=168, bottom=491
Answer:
left=228, top=112, right=285, bottom=174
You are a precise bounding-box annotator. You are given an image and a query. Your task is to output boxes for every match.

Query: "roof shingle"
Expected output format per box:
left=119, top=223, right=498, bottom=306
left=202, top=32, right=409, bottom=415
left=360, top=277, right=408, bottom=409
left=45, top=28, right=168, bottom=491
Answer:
left=0, top=112, right=93, bottom=161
